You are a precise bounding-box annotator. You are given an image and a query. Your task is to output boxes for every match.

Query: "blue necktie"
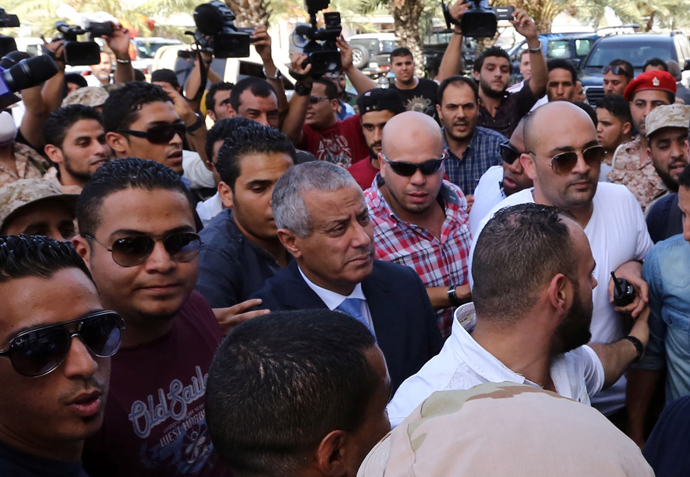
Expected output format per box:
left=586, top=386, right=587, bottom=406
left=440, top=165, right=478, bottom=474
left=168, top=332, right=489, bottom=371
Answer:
left=336, top=298, right=376, bottom=339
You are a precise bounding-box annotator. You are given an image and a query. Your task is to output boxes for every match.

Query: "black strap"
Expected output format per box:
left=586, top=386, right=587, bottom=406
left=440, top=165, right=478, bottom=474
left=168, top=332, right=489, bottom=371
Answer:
left=666, top=193, right=683, bottom=239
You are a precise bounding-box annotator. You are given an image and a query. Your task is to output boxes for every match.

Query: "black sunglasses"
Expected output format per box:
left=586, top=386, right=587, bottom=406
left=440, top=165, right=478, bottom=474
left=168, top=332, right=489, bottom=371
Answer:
left=602, top=65, right=632, bottom=77
left=530, top=145, right=605, bottom=175
left=0, top=311, right=124, bottom=377
left=309, top=95, right=330, bottom=105
left=85, top=232, right=203, bottom=268
left=382, top=154, right=446, bottom=177
left=116, top=122, right=186, bottom=145
left=499, top=140, right=521, bottom=164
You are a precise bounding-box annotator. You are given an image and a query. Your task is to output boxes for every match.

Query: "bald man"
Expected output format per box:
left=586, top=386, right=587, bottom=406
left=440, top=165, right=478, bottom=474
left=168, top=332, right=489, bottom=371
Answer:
left=473, top=102, right=653, bottom=423
left=365, top=111, right=472, bottom=338
left=469, top=118, right=533, bottom=236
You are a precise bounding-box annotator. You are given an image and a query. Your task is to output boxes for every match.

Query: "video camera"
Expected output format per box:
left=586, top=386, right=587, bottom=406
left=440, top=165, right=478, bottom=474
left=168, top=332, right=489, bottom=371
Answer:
left=442, top=0, right=514, bottom=38
left=292, top=0, right=342, bottom=77
left=191, top=1, right=250, bottom=58
left=55, top=21, right=114, bottom=66
left=0, top=8, right=20, bottom=58
left=0, top=52, right=58, bottom=109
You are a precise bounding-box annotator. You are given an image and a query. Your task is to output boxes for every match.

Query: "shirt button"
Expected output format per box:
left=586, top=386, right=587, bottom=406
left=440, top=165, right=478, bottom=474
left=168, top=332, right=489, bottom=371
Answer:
left=669, top=318, right=673, bottom=324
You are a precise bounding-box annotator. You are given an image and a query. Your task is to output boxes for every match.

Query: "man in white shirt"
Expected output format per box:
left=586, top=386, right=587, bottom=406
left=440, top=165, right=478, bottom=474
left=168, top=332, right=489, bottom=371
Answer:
left=388, top=203, right=650, bottom=427
left=472, top=102, right=654, bottom=419
left=469, top=117, right=532, bottom=236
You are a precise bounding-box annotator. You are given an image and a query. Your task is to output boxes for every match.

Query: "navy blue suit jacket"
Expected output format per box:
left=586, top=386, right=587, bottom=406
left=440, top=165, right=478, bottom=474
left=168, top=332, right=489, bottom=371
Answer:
left=250, top=259, right=443, bottom=392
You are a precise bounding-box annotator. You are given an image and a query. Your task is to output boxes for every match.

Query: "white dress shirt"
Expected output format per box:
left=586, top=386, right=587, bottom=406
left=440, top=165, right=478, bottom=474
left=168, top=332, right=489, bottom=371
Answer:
left=195, top=192, right=224, bottom=227
left=298, top=267, right=375, bottom=332
left=387, top=303, right=606, bottom=427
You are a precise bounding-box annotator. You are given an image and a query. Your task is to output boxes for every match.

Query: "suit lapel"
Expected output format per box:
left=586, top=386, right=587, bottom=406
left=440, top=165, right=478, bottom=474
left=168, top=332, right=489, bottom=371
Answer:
left=361, top=263, right=398, bottom=352
left=275, top=261, right=329, bottom=310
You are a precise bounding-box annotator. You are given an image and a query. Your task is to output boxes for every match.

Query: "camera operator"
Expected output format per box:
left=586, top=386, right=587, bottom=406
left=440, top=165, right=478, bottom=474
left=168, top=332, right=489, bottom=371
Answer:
left=92, top=23, right=134, bottom=86
left=438, top=1, right=547, bottom=138
left=282, top=36, right=376, bottom=166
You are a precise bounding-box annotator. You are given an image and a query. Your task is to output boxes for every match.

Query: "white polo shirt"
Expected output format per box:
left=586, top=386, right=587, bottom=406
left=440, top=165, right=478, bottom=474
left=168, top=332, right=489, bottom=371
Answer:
left=387, top=303, right=605, bottom=427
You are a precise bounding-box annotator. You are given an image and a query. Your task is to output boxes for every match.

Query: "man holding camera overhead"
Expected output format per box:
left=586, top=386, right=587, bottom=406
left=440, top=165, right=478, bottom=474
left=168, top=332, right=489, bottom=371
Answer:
left=282, top=37, right=377, bottom=167
left=438, top=1, right=547, bottom=139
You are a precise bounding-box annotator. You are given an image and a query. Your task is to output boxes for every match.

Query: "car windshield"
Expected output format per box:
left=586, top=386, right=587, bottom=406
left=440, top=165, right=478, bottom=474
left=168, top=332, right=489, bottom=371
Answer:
left=586, top=42, right=673, bottom=68
left=381, top=40, right=395, bottom=52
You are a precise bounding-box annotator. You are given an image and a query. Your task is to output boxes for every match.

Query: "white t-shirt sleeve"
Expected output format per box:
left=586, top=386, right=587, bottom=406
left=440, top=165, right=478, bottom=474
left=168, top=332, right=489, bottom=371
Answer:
left=469, top=166, right=505, bottom=238
left=182, top=150, right=216, bottom=189
left=580, top=345, right=606, bottom=398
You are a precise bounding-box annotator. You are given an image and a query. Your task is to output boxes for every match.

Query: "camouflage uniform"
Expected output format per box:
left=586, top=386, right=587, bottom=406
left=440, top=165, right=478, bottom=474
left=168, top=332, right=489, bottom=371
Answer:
left=0, top=178, right=78, bottom=231
left=0, top=142, right=50, bottom=187
left=608, top=136, right=667, bottom=211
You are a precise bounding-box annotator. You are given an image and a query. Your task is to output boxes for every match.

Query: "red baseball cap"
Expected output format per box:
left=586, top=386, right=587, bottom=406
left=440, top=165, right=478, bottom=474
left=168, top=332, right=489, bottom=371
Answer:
left=623, top=70, right=677, bottom=101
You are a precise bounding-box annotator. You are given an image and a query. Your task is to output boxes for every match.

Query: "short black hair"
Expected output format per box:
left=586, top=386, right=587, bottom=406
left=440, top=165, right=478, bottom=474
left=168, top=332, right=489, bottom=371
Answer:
left=150, top=68, right=180, bottom=89
left=101, top=81, right=172, bottom=133
left=44, top=105, right=102, bottom=148
left=679, top=164, right=690, bottom=189
left=473, top=204, right=577, bottom=324
left=547, top=58, right=577, bottom=84
left=206, top=309, right=378, bottom=477
left=76, top=157, right=193, bottom=236
left=608, top=59, right=634, bottom=78
left=229, top=77, right=276, bottom=113
left=596, top=94, right=632, bottom=124
left=205, top=116, right=256, bottom=163
left=206, top=81, right=234, bottom=113
left=314, top=77, right=338, bottom=100
left=474, top=46, right=512, bottom=75
left=64, top=73, right=87, bottom=89
left=573, top=101, right=597, bottom=127
left=644, top=57, right=668, bottom=72
left=216, top=122, right=296, bottom=191
left=0, top=235, right=93, bottom=285
left=438, top=75, right=479, bottom=104
left=133, top=69, right=146, bottom=82
left=390, top=47, right=412, bottom=62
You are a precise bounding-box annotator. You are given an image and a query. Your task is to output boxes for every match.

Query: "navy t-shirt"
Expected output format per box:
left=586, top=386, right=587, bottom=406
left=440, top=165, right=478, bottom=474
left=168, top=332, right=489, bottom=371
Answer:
left=0, top=439, right=88, bottom=477
left=644, top=394, right=690, bottom=477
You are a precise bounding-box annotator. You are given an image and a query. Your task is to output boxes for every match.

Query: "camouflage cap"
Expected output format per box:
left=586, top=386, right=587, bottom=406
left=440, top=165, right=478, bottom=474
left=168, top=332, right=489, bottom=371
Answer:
left=61, top=86, right=109, bottom=108
left=0, top=179, right=78, bottom=232
left=646, top=103, right=690, bottom=138
left=359, top=382, right=654, bottom=477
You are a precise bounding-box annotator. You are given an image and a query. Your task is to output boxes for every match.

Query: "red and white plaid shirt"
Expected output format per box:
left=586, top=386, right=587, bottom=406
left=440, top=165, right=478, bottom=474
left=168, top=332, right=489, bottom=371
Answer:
left=365, top=177, right=472, bottom=339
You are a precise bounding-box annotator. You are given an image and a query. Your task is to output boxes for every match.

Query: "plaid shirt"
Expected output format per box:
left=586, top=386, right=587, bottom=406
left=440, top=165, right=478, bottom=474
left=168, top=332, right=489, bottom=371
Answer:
left=443, top=126, right=505, bottom=196
left=365, top=177, right=472, bottom=338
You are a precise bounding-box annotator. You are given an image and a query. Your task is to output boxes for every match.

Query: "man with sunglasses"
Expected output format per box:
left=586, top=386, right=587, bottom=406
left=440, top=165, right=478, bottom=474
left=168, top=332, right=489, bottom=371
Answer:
left=473, top=102, right=654, bottom=422
left=365, top=111, right=471, bottom=339
left=72, top=158, right=229, bottom=476
left=603, top=60, right=634, bottom=97
left=609, top=70, right=676, bottom=210
left=103, top=81, right=207, bottom=175
left=436, top=75, right=506, bottom=211
left=0, top=234, right=123, bottom=476
left=469, top=118, right=533, bottom=236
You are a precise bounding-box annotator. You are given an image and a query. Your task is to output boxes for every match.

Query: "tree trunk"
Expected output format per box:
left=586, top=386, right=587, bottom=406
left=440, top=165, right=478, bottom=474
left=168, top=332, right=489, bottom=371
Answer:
left=645, top=12, right=655, bottom=32
left=391, top=0, right=425, bottom=77
left=226, top=0, right=271, bottom=27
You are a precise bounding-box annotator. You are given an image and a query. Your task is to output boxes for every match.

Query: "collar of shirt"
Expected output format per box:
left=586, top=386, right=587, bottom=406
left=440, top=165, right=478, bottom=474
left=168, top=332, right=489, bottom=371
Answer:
left=443, top=127, right=480, bottom=162
left=298, top=267, right=366, bottom=310
left=196, top=192, right=223, bottom=225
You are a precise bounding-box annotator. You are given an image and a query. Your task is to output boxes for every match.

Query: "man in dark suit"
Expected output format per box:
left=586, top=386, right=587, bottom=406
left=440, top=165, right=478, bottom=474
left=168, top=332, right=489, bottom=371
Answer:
left=251, top=161, right=442, bottom=391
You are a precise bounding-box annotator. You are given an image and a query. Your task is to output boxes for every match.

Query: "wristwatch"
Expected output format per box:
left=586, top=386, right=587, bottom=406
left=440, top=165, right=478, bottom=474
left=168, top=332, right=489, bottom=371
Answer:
left=528, top=41, right=543, bottom=54
left=447, top=285, right=462, bottom=307
left=263, top=66, right=282, bottom=82
left=624, top=336, right=644, bottom=363
left=185, top=113, right=204, bottom=133
left=294, top=81, right=312, bottom=97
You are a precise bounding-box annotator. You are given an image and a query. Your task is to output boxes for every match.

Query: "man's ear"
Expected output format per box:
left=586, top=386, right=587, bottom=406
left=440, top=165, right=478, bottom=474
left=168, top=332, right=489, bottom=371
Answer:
left=315, top=430, right=348, bottom=477
left=436, top=103, right=443, bottom=122
left=378, top=153, right=387, bottom=180
left=207, top=110, right=217, bottom=122
left=106, top=132, right=129, bottom=157
left=44, top=144, right=64, bottom=165
left=71, top=235, right=93, bottom=270
left=547, top=273, right=571, bottom=316
left=472, top=70, right=481, bottom=81
left=331, top=98, right=340, bottom=113
left=520, top=152, right=537, bottom=180
left=218, top=181, right=234, bottom=209
left=622, top=121, right=632, bottom=136
left=277, top=228, right=302, bottom=259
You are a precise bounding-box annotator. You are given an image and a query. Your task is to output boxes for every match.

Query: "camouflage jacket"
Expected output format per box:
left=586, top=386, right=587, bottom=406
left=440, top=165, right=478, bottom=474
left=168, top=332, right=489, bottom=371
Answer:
left=0, top=142, right=49, bottom=187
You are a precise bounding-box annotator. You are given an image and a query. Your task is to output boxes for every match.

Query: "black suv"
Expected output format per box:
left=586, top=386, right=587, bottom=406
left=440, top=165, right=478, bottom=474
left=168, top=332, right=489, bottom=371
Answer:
left=580, top=33, right=690, bottom=105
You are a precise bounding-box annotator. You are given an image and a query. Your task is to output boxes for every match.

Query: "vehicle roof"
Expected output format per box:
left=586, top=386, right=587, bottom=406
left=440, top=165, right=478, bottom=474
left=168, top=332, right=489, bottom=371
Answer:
left=539, top=32, right=599, bottom=39
left=595, top=33, right=684, bottom=44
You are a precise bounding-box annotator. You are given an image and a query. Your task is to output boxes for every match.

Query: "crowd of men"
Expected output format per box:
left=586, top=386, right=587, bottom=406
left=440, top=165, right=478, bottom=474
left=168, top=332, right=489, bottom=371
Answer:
left=2, top=1, right=690, bottom=475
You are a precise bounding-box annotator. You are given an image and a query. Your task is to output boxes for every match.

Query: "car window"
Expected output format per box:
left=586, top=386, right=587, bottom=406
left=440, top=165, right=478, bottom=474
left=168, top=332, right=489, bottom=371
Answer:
left=586, top=42, right=673, bottom=67
left=575, top=39, right=593, bottom=57
left=547, top=40, right=571, bottom=59
left=381, top=40, right=396, bottom=52
left=135, top=41, right=180, bottom=59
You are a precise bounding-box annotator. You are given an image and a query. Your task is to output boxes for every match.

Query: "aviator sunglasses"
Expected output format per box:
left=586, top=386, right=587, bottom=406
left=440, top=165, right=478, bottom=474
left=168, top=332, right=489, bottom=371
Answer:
left=382, top=153, right=446, bottom=177
left=116, top=122, right=186, bottom=144
left=0, top=310, right=124, bottom=377
left=602, top=65, right=632, bottom=77
left=529, top=145, right=606, bottom=175
left=85, top=232, right=203, bottom=268
left=499, top=139, right=521, bottom=164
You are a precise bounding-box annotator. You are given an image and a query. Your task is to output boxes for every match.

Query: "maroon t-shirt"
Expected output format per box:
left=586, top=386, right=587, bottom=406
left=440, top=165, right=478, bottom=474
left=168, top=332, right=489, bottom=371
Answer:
left=82, top=292, right=229, bottom=477
left=348, top=157, right=379, bottom=190
left=300, top=114, right=368, bottom=166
